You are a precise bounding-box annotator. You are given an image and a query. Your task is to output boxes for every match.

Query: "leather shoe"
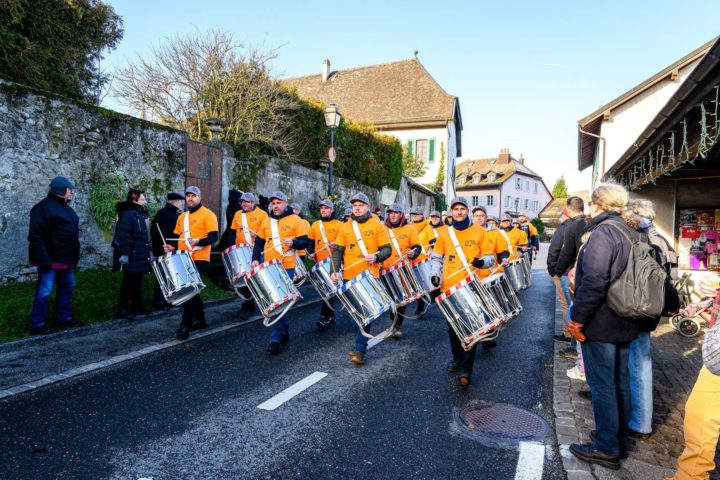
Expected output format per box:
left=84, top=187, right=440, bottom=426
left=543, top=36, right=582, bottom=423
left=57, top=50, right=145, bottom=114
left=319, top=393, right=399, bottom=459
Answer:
left=190, top=319, right=207, bottom=331
left=56, top=319, right=79, bottom=329
left=578, top=390, right=592, bottom=400
left=458, top=372, right=471, bottom=388
left=589, top=431, right=631, bottom=459
left=280, top=333, right=290, bottom=344
left=628, top=428, right=651, bottom=440
left=446, top=360, right=460, bottom=372
left=175, top=326, right=190, bottom=341
left=266, top=342, right=280, bottom=355
left=30, top=325, right=57, bottom=336
left=570, top=443, right=620, bottom=469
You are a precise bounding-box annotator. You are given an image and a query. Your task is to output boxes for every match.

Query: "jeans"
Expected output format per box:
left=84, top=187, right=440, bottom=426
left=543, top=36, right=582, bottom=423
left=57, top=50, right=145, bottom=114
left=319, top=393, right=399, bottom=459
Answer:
left=581, top=340, right=632, bottom=456
left=628, top=331, right=653, bottom=434
left=181, top=261, right=207, bottom=328
left=29, top=268, right=75, bottom=329
left=447, top=321, right=477, bottom=376
left=270, top=268, right=295, bottom=343
left=354, top=322, right=372, bottom=353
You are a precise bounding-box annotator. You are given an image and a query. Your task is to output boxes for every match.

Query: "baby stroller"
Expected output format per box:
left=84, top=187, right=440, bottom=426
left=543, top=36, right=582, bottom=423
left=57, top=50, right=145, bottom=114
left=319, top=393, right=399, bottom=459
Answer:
left=670, top=297, right=714, bottom=337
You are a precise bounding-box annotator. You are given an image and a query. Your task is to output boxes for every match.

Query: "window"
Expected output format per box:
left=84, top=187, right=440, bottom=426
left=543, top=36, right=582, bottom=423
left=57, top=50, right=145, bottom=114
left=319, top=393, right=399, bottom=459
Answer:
left=534, top=183, right=538, bottom=193
left=488, top=173, right=496, bottom=183
left=525, top=180, right=530, bottom=191
left=428, top=138, right=436, bottom=163
left=524, top=199, right=529, bottom=210
left=505, top=195, right=511, bottom=207
left=473, top=173, right=481, bottom=184
left=515, top=178, right=522, bottom=190
left=415, top=139, right=428, bottom=162
left=472, top=196, right=479, bottom=207
left=487, top=195, right=494, bottom=206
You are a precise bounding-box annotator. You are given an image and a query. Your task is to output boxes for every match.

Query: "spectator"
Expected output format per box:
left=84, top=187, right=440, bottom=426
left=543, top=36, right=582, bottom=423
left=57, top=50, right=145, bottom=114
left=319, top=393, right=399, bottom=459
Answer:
left=219, top=189, right=242, bottom=249
left=150, top=192, right=184, bottom=309
left=554, top=196, right=587, bottom=280
left=547, top=208, right=573, bottom=345
left=567, top=183, right=636, bottom=470
left=666, top=274, right=720, bottom=480
left=112, top=188, right=151, bottom=318
left=27, top=176, right=80, bottom=335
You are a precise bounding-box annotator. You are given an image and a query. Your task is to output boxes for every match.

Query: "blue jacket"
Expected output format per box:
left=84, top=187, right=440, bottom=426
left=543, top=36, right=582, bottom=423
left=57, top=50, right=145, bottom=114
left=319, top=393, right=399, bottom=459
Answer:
left=572, top=212, right=639, bottom=343
left=28, top=194, right=80, bottom=266
left=112, top=202, right=151, bottom=274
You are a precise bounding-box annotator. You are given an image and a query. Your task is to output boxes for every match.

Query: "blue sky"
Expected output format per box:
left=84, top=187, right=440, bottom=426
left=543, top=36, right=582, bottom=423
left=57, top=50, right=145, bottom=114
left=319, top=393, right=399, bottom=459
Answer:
left=102, top=0, right=720, bottom=192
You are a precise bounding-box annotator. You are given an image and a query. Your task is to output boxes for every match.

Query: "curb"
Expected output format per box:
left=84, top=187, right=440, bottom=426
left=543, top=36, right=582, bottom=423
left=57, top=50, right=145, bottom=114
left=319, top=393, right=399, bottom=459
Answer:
left=0, top=296, right=322, bottom=401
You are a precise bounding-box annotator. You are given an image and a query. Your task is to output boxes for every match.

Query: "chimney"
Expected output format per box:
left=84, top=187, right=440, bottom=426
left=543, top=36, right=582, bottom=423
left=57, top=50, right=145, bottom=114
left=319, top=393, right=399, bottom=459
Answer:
left=518, top=154, right=524, bottom=165
left=322, top=58, right=330, bottom=82
left=498, top=148, right=511, bottom=164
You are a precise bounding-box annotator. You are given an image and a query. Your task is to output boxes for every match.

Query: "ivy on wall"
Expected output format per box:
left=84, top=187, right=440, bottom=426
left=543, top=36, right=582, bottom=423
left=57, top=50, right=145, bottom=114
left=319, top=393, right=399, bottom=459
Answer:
left=88, top=174, right=126, bottom=232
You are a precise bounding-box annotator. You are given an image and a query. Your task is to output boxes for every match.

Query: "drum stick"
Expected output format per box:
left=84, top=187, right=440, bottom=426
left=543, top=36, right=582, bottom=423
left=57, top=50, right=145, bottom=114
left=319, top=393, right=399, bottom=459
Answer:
left=156, top=224, right=168, bottom=245
left=262, top=236, right=297, bottom=255
left=446, top=265, right=476, bottom=282
left=343, top=252, right=379, bottom=272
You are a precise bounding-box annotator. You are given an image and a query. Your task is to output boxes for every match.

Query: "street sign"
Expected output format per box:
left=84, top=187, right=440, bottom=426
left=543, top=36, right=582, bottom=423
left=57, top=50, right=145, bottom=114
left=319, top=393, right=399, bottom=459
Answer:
left=328, top=147, right=336, bottom=163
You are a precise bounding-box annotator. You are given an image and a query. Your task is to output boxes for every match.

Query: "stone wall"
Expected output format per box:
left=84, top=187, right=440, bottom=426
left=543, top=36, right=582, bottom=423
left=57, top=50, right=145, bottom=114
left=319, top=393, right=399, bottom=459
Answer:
left=0, top=81, right=187, bottom=282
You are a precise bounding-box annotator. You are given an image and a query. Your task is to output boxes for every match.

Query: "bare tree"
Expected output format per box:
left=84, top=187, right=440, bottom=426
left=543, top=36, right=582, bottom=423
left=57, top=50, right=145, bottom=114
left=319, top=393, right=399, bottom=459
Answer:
left=113, top=30, right=298, bottom=156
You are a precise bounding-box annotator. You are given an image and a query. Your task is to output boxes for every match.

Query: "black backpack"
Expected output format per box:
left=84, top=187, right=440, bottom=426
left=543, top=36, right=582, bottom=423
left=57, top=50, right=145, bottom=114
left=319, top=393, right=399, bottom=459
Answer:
left=605, top=222, right=667, bottom=320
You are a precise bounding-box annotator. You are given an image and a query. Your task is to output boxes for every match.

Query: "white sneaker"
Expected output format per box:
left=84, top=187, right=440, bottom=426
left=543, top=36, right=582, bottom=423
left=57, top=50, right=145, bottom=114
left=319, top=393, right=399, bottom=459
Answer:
left=566, top=365, right=586, bottom=382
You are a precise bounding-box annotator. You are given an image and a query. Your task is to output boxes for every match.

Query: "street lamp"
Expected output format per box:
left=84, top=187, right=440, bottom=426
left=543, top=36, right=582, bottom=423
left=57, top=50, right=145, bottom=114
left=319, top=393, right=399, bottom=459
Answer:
left=324, top=104, right=342, bottom=198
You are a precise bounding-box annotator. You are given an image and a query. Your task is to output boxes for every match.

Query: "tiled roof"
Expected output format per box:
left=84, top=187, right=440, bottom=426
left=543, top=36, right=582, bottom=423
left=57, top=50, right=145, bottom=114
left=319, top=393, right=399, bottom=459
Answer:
left=454, top=156, right=543, bottom=188
left=538, top=198, right=567, bottom=219
left=283, top=58, right=458, bottom=126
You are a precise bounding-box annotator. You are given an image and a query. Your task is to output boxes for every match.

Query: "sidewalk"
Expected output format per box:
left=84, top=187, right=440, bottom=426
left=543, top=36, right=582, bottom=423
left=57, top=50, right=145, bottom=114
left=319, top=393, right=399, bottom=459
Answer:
left=551, top=292, right=720, bottom=479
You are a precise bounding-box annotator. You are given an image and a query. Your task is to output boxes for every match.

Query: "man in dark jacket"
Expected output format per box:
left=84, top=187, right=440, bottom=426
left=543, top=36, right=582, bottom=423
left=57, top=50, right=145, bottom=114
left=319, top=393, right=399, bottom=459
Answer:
left=547, top=209, right=571, bottom=318
left=554, top=196, right=587, bottom=277
left=219, top=189, right=242, bottom=250
left=150, top=192, right=184, bottom=308
left=27, top=176, right=80, bottom=335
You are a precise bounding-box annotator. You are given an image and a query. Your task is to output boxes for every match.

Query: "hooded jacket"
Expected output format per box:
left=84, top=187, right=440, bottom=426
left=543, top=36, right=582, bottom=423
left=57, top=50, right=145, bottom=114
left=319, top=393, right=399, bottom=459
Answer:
left=112, top=201, right=151, bottom=274
left=28, top=194, right=80, bottom=267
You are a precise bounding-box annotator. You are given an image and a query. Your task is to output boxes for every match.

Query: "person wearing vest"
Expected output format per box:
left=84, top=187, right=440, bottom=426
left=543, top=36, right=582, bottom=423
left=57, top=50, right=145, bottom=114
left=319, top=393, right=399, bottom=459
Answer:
left=500, top=215, right=529, bottom=260
left=163, top=186, right=219, bottom=341
left=429, top=197, right=495, bottom=388
left=228, top=192, right=268, bottom=312
left=307, top=199, right=343, bottom=330
left=518, top=214, right=539, bottom=263
left=151, top=192, right=184, bottom=309
left=331, top=192, right=392, bottom=366
left=382, top=203, right=422, bottom=338
left=28, top=176, right=80, bottom=335
left=252, top=191, right=309, bottom=355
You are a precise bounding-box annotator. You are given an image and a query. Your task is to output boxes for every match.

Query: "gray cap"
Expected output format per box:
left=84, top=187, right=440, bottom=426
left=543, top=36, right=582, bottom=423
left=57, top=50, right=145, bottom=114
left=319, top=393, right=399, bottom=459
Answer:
left=429, top=210, right=441, bottom=218
left=185, top=186, right=201, bottom=196
left=343, top=208, right=352, bottom=217
left=319, top=199, right=334, bottom=209
left=49, top=176, right=76, bottom=191
left=289, top=203, right=301, bottom=211
left=270, top=191, right=288, bottom=202
left=501, top=214, right=512, bottom=221
left=240, top=192, right=256, bottom=202
left=449, top=196, right=468, bottom=209
left=409, top=206, right=424, bottom=215
left=349, top=192, right=370, bottom=204
left=472, top=205, right=487, bottom=214
left=386, top=203, right=403, bottom=213
left=487, top=216, right=499, bottom=223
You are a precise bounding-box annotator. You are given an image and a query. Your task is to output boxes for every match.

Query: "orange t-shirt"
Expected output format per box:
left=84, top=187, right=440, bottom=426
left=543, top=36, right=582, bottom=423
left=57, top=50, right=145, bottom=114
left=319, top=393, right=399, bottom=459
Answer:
left=382, top=223, right=419, bottom=269
left=230, top=207, right=268, bottom=246
left=309, top=218, right=342, bottom=263
left=412, top=219, right=431, bottom=261
left=419, top=223, right=445, bottom=256
left=477, top=228, right=510, bottom=278
left=433, top=224, right=487, bottom=291
left=297, top=218, right=311, bottom=256
left=335, top=216, right=391, bottom=280
left=173, top=206, right=219, bottom=262
left=256, top=214, right=309, bottom=270
left=506, top=228, right=529, bottom=259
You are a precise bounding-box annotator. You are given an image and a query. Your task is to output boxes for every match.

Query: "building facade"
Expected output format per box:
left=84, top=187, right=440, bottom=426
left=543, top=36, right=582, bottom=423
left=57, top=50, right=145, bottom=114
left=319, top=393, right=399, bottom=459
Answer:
left=455, top=149, right=552, bottom=218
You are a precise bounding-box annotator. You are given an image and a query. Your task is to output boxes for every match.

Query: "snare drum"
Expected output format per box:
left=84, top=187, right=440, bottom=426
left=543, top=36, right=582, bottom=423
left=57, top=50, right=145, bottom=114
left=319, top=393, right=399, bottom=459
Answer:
left=244, top=259, right=302, bottom=326
left=307, top=257, right=339, bottom=303
left=152, top=251, right=205, bottom=306
left=412, top=258, right=439, bottom=295
left=380, top=259, right=424, bottom=307
left=481, top=273, right=522, bottom=322
left=221, top=244, right=253, bottom=288
left=505, top=259, right=527, bottom=291
left=435, top=275, right=504, bottom=351
left=337, top=270, right=394, bottom=330
left=293, top=253, right=307, bottom=286
left=521, top=254, right=533, bottom=288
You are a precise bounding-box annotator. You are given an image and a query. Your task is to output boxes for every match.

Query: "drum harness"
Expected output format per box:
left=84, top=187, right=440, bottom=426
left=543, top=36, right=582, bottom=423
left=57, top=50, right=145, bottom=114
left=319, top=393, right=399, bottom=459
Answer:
left=182, top=211, right=201, bottom=252
left=240, top=212, right=252, bottom=245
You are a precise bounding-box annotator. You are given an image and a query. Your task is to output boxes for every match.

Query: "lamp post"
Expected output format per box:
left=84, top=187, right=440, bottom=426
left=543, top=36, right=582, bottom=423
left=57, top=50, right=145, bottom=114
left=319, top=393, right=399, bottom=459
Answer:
left=324, top=104, right=341, bottom=198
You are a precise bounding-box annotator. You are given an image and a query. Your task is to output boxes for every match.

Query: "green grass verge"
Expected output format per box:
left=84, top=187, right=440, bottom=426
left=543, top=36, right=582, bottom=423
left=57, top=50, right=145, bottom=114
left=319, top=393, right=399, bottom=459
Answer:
left=0, top=269, right=233, bottom=343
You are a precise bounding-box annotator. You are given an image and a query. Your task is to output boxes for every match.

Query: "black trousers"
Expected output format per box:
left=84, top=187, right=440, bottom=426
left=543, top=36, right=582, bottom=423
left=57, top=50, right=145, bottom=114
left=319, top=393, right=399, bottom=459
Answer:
left=320, top=297, right=336, bottom=319
left=118, top=271, right=144, bottom=312
left=447, top=321, right=477, bottom=376
left=181, top=261, right=207, bottom=328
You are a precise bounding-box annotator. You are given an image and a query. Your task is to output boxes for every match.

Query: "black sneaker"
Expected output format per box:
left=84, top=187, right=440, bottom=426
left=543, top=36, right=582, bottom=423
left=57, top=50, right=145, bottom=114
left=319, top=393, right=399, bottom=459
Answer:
left=578, top=390, right=592, bottom=400
left=56, top=319, right=79, bottom=329
left=446, top=360, right=460, bottom=372
left=116, top=307, right=132, bottom=319
left=589, top=431, right=631, bottom=459
left=569, top=443, right=620, bottom=470
left=190, top=319, right=207, bottom=331
left=266, top=341, right=280, bottom=355
left=30, top=325, right=57, bottom=336
left=280, top=333, right=290, bottom=344
left=553, top=334, right=572, bottom=343
left=481, top=340, right=497, bottom=349
left=414, top=304, right=427, bottom=319
left=628, top=428, right=651, bottom=440
left=316, top=316, right=335, bottom=331
left=175, top=326, right=190, bottom=341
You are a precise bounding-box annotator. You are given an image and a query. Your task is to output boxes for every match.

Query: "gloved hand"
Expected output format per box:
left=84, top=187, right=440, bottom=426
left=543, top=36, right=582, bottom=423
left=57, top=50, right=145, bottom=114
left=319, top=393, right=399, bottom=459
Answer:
left=119, top=255, right=129, bottom=264
left=566, top=321, right=586, bottom=343
left=431, top=275, right=441, bottom=287
left=429, top=238, right=437, bottom=247
left=471, top=257, right=485, bottom=269
left=38, top=264, right=52, bottom=273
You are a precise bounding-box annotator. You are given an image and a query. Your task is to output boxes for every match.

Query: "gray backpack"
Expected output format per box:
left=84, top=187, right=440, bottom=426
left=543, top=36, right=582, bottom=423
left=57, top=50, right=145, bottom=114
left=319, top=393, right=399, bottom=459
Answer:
left=605, top=222, right=667, bottom=320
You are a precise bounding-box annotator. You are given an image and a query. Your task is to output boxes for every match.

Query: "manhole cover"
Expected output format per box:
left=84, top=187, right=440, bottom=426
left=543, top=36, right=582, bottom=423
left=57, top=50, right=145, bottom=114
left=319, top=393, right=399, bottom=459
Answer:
left=457, top=402, right=549, bottom=443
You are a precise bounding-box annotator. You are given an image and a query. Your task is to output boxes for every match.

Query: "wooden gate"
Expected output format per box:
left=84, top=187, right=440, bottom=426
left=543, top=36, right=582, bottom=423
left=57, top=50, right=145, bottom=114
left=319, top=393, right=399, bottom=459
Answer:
left=186, top=140, right=223, bottom=221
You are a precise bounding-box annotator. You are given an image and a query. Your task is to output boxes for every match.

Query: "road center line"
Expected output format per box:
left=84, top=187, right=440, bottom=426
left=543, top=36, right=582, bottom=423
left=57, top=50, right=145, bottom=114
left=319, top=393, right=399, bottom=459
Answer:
left=367, top=328, right=391, bottom=349
left=256, top=371, right=328, bottom=411
left=514, top=441, right=545, bottom=480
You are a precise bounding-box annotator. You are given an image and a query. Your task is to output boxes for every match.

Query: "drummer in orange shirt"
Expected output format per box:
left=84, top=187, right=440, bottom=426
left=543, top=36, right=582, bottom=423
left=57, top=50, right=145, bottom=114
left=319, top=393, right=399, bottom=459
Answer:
left=229, top=192, right=268, bottom=313
left=163, top=186, right=219, bottom=341
left=382, top=203, right=422, bottom=338
left=429, top=196, right=495, bottom=388
left=471, top=206, right=511, bottom=277
left=251, top=191, right=310, bottom=355
left=307, top=199, right=343, bottom=330
left=331, top=192, right=392, bottom=365
left=501, top=215, right=529, bottom=259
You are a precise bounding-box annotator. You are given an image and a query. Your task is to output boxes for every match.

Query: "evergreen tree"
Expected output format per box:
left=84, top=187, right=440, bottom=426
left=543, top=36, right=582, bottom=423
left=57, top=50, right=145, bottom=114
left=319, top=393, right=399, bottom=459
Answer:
left=551, top=176, right=569, bottom=198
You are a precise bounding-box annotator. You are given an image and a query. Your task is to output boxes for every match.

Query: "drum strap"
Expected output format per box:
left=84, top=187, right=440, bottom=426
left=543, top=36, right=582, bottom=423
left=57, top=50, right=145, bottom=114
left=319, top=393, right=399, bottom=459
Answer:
left=318, top=220, right=330, bottom=249
left=447, top=227, right=469, bottom=269
left=351, top=221, right=369, bottom=257
left=497, top=229, right=513, bottom=254
left=388, top=228, right=402, bottom=256
left=432, top=228, right=439, bottom=239
left=182, top=211, right=200, bottom=252
left=241, top=212, right=252, bottom=245
left=270, top=218, right=283, bottom=255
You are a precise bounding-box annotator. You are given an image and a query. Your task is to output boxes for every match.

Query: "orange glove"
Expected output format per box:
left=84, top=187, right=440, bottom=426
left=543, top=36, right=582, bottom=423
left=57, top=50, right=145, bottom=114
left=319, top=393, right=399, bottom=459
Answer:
left=566, top=321, right=586, bottom=343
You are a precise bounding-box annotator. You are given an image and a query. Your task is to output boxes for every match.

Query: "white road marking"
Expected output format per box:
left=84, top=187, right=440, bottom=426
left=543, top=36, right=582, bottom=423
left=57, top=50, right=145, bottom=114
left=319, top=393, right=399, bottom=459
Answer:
left=256, top=372, right=328, bottom=411
left=514, top=442, right=545, bottom=480
left=367, top=328, right=391, bottom=349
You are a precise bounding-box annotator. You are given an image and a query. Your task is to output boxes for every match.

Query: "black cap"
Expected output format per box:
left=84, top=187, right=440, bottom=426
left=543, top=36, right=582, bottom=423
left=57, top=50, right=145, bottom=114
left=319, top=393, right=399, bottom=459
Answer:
left=167, top=192, right=184, bottom=201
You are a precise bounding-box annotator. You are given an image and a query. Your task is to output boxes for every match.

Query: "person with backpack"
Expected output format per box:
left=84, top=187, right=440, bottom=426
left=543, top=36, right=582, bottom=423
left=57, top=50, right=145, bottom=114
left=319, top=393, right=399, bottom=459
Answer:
left=622, top=199, right=680, bottom=440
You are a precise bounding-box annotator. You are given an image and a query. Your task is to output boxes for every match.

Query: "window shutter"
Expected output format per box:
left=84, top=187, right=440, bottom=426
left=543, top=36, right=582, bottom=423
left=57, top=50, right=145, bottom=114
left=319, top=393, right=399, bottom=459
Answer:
left=407, top=140, right=414, bottom=156
left=428, top=138, right=436, bottom=162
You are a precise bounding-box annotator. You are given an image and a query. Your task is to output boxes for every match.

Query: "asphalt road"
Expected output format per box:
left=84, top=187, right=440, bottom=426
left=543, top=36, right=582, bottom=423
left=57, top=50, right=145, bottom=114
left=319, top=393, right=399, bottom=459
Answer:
left=0, top=260, right=565, bottom=480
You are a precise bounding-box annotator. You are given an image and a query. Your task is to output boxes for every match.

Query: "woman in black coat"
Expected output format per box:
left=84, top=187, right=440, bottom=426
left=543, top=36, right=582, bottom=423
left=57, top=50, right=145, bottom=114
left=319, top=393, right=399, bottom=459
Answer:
left=113, top=188, right=151, bottom=318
